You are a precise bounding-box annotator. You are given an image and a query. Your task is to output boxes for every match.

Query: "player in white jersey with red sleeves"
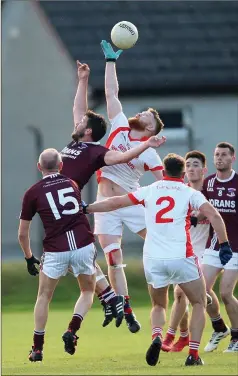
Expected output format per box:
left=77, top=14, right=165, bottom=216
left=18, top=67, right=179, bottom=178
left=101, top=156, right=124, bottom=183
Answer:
left=162, top=151, right=210, bottom=352
left=95, top=40, right=165, bottom=333
left=85, top=153, right=233, bottom=366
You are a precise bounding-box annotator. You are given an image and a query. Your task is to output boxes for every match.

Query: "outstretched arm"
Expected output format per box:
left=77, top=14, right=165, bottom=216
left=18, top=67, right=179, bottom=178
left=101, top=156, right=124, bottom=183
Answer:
left=101, top=40, right=123, bottom=120
left=87, top=195, right=134, bottom=213
left=104, top=135, right=166, bottom=165
left=105, top=62, right=122, bottom=120
left=199, top=202, right=228, bottom=244
left=73, top=61, right=90, bottom=129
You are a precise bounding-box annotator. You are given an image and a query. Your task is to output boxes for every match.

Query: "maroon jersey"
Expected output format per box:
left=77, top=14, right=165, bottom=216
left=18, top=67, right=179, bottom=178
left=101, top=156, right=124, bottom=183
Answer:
left=20, top=173, right=94, bottom=252
left=203, top=170, right=238, bottom=253
left=60, top=141, right=109, bottom=189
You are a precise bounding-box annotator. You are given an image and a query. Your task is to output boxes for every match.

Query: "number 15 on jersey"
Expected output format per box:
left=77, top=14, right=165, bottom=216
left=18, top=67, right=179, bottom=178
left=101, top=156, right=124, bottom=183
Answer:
left=46, top=188, right=80, bottom=220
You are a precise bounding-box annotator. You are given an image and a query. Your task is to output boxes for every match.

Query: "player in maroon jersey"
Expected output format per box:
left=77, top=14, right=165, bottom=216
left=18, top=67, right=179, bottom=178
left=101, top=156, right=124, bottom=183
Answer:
left=19, top=149, right=97, bottom=362
left=202, top=142, right=238, bottom=353
left=60, top=61, right=166, bottom=328
left=61, top=61, right=165, bottom=190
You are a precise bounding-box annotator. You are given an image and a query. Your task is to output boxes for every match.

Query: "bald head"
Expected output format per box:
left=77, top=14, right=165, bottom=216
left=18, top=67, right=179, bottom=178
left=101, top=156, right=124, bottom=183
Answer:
left=38, top=148, right=62, bottom=172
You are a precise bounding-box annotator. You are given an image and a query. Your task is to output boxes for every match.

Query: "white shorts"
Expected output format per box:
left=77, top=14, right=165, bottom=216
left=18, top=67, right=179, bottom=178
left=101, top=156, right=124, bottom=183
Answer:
left=40, top=243, right=97, bottom=279
left=143, top=255, right=202, bottom=289
left=194, top=249, right=204, bottom=264
left=94, top=194, right=146, bottom=235
left=202, top=249, right=238, bottom=270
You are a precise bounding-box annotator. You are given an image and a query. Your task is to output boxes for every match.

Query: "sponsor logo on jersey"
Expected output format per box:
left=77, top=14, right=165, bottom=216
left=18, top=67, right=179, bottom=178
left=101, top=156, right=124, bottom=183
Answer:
left=227, top=188, right=236, bottom=197
left=118, top=143, right=127, bottom=153
left=209, top=198, right=236, bottom=212
left=61, top=147, right=82, bottom=157
left=111, top=144, right=135, bottom=169
left=198, top=219, right=210, bottom=225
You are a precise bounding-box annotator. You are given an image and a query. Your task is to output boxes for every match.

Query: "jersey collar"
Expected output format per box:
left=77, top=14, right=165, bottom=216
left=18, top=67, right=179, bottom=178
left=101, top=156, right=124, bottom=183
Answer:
left=128, top=131, right=150, bottom=142
left=43, top=173, right=60, bottom=179
left=75, top=141, right=100, bottom=145
left=163, top=176, right=184, bottom=183
left=216, top=169, right=235, bottom=183
left=82, top=141, right=100, bottom=145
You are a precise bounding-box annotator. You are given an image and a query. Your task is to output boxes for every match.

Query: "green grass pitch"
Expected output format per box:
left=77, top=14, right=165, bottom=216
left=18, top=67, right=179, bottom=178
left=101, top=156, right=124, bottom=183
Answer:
left=2, top=306, right=238, bottom=375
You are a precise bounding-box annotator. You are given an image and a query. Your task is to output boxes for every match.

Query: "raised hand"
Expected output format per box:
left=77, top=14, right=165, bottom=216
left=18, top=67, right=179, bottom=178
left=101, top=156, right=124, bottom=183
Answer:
left=146, top=135, right=167, bottom=148
left=100, top=40, right=123, bottom=61
left=77, top=60, right=90, bottom=80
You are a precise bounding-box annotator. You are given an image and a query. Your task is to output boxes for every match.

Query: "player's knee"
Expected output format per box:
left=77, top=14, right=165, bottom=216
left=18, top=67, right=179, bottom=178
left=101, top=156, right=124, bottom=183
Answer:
left=38, top=287, right=54, bottom=302
left=152, top=301, right=167, bottom=310
left=104, top=244, right=125, bottom=269
left=174, top=286, right=185, bottom=302
left=220, top=289, right=232, bottom=305
left=205, top=284, right=214, bottom=295
left=189, top=291, right=206, bottom=308
left=81, top=290, right=94, bottom=304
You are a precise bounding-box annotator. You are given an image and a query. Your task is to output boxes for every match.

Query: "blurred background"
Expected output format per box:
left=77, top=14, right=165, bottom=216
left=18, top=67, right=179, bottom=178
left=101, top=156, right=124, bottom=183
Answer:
left=2, top=0, right=238, bottom=263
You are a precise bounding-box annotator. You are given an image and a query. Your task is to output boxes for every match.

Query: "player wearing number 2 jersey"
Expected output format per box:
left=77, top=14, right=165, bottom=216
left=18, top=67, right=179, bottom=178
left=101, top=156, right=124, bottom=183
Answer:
left=95, top=41, right=165, bottom=333
left=18, top=149, right=97, bottom=362
left=86, top=153, right=232, bottom=366
left=162, top=151, right=209, bottom=353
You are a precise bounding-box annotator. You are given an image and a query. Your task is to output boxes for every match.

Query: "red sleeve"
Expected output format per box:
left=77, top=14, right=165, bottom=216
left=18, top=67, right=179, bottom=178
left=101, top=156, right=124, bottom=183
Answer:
left=128, top=193, right=145, bottom=206
left=144, top=164, right=163, bottom=172
left=20, top=188, right=37, bottom=220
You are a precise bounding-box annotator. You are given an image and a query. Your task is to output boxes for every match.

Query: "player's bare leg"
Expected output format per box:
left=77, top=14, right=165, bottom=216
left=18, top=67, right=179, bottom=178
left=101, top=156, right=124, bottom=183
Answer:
left=62, top=273, right=95, bottom=355
left=29, top=271, right=59, bottom=362
left=220, top=269, right=238, bottom=352
left=98, top=233, right=140, bottom=333
left=95, top=263, right=124, bottom=327
left=179, top=277, right=206, bottom=365
left=163, top=285, right=189, bottom=352
left=202, top=264, right=230, bottom=352
left=146, top=285, right=168, bottom=366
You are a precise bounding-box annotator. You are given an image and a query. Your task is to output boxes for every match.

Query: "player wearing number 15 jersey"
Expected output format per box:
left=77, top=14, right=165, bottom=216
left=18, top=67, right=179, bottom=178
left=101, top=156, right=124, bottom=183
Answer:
left=18, top=149, right=97, bottom=362
left=85, top=153, right=232, bottom=366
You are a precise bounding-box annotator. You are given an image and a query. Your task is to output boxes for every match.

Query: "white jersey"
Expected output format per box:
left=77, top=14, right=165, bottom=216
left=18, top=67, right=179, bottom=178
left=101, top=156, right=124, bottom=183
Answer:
left=97, top=112, right=163, bottom=192
left=128, top=177, right=208, bottom=260
left=190, top=217, right=209, bottom=257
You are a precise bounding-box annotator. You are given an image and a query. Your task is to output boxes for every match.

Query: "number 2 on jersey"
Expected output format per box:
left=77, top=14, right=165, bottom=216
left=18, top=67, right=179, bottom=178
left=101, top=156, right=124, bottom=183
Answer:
left=156, top=196, right=175, bottom=223
left=46, top=188, right=79, bottom=220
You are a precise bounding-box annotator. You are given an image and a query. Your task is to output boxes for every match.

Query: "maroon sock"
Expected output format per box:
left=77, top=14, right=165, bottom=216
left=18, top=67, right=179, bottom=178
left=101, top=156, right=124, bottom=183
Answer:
left=33, top=330, right=45, bottom=351
left=98, top=286, right=116, bottom=304
left=68, top=314, right=83, bottom=334
left=211, top=315, right=227, bottom=332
